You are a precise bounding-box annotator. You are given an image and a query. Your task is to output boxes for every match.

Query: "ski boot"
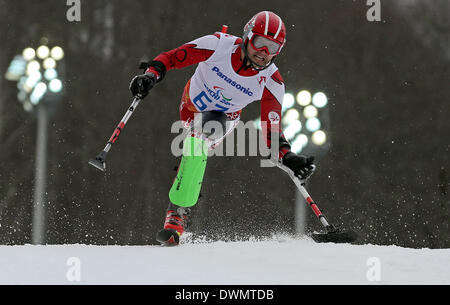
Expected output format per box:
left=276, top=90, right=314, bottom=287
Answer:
left=156, top=203, right=191, bottom=246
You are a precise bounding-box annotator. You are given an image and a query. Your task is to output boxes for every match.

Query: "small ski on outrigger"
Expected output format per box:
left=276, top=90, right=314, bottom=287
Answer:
left=276, top=161, right=358, bottom=244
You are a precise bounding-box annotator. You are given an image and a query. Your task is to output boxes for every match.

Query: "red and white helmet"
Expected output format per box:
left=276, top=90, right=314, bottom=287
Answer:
left=243, top=11, right=287, bottom=56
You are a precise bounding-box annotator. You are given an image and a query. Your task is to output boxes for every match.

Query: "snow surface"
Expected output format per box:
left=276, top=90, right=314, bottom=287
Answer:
left=0, top=235, right=448, bottom=285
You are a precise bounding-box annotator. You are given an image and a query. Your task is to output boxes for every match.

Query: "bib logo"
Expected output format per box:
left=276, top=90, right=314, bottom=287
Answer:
left=268, top=111, right=280, bottom=124
left=212, top=66, right=253, bottom=97
left=203, top=84, right=234, bottom=106
left=213, top=86, right=232, bottom=101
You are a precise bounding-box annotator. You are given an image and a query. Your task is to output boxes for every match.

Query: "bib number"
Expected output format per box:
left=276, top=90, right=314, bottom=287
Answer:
left=193, top=91, right=229, bottom=112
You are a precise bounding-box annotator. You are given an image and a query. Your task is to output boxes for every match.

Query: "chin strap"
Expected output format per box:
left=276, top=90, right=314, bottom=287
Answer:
left=237, top=56, right=249, bottom=74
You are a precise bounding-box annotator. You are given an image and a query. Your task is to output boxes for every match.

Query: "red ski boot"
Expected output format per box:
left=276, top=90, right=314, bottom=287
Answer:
left=156, top=203, right=190, bottom=246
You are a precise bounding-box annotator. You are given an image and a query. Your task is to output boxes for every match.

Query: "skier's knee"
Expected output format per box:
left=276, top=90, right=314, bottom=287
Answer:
left=197, top=111, right=227, bottom=141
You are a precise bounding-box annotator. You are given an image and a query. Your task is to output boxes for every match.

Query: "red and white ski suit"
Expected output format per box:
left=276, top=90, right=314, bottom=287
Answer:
left=147, top=32, right=291, bottom=158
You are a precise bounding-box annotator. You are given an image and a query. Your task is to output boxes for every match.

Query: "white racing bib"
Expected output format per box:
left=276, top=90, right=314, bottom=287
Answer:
left=189, top=33, right=277, bottom=113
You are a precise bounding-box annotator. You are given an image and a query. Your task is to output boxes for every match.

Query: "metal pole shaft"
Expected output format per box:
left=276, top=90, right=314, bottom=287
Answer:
left=32, top=105, right=48, bottom=245
left=0, top=78, right=3, bottom=138
left=276, top=161, right=331, bottom=229
left=295, top=188, right=306, bottom=236
left=103, top=98, right=141, bottom=152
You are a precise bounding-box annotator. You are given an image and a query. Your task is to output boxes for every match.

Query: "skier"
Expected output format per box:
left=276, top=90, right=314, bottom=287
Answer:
left=129, top=11, right=315, bottom=246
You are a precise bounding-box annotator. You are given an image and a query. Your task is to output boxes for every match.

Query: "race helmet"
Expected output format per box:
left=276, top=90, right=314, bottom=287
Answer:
left=242, top=11, right=286, bottom=69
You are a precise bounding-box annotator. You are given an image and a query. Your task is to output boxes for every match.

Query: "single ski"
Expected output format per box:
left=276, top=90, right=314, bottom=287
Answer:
left=169, top=136, right=208, bottom=207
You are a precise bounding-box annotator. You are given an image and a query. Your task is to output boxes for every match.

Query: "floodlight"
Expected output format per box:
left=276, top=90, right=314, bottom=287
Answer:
left=36, top=46, right=50, bottom=59
left=296, top=90, right=311, bottom=106
left=284, top=120, right=302, bottom=140
left=50, top=46, right=64, bottom=61
left=44, top=68, right=58, bottom=80
left=303, top=105, right=318, bottom=118
left=30, top=82, right=47, bottom=105
left=312, top=130, right=327, bottom=146
left=306, top=117, right=321, bottom=132
left=22, top=48, right=36, bottom=61
left=312, top=92, right=328, bottom=108
left=282, top=93, right=295, bottom=112
left=43, top=58, right=56, bottom=69
left=49, top=79, right=63, bottom=93
left=282, top=109, right=300, bottom=125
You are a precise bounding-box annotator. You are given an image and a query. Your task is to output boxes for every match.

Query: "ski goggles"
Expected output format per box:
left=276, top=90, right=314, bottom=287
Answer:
left=249, top=35, right=283, bottom=55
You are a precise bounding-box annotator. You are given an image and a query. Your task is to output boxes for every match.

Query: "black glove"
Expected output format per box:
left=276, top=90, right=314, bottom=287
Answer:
left=129, top=72, right=157, bottom=99
left=282, top=151, right=315, bottom=180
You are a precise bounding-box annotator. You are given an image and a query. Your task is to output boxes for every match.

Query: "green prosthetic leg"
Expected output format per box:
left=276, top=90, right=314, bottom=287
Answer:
left=169, top=136, right=208, bottom=207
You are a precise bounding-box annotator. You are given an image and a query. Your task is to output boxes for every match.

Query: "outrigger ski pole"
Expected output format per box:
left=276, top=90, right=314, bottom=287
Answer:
left=276, top=161, right=358, bottom=243
left=88, top=97, right=141, bottom=172
left=89, top=61, right=151, bottom=172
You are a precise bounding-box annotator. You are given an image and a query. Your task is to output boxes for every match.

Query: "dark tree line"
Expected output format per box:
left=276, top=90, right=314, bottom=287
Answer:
left=0, top=0, right=448, bottom=248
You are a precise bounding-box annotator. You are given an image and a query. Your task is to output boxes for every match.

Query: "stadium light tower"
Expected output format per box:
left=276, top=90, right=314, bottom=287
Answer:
left=253, top=89, right=331, bottom=235
left=286, top=90, right=330, bottom=156
left=5, top=38, right=65, bottom=245
left=254, top=90, right=330, bottom=156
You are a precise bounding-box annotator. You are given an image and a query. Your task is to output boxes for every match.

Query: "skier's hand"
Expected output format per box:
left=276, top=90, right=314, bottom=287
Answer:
left=129, top=72, right=157, bottom=99
left=282, top=152, right=315, bottom=180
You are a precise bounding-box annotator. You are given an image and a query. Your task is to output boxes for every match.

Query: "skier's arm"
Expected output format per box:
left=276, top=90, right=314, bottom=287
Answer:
left=130, top=34, right=220, bottom=98
left=261, top=71, right=315, bottom=180
left=260, top=70, right=290, bottom=159
left=146, top=34, right=221, bottom=81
